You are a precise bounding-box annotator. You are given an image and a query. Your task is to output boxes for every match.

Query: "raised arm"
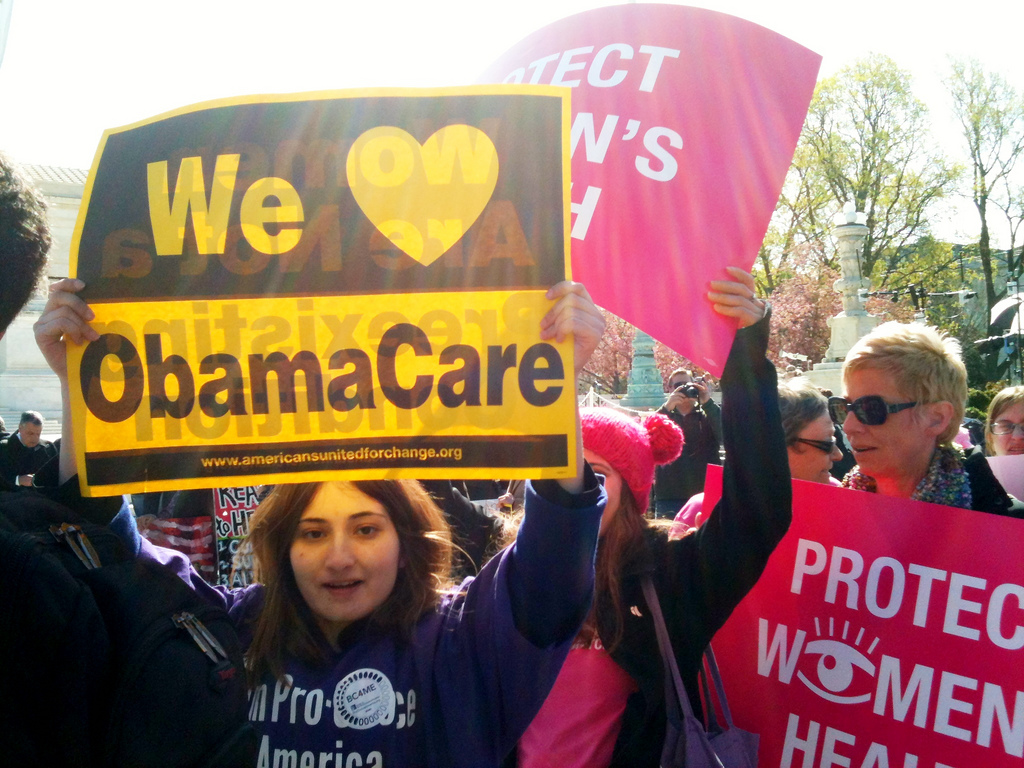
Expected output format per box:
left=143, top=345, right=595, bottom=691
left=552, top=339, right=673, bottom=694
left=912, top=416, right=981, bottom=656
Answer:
left=539, top=280, right=605, bottom=495
left=432, top=282, right=607, bottom=763
left=32, top=278, right=99, bottom=485
left=681, top=267, right=790, bottom=631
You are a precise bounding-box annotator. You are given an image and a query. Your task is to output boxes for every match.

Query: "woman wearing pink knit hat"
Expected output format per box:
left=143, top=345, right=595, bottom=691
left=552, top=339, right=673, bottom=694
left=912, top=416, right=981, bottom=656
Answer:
left=512, top=268, right=792, bottom=768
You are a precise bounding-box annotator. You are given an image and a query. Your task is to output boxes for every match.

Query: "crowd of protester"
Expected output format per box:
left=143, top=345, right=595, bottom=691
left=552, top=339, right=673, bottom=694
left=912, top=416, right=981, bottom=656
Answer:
left=3, top=140, right=1024, bottom=768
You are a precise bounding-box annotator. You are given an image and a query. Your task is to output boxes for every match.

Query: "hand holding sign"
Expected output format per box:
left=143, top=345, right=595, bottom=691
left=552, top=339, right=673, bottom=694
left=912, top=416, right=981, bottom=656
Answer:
left=540, top=279, right=606, bottom=496
left=541, top=280, right=606, bottom=378
left=33, top=278, right=98, bottom=380
left=708, top=266, right=767, bottom=329
left=33, top=277, right=102, bottom=483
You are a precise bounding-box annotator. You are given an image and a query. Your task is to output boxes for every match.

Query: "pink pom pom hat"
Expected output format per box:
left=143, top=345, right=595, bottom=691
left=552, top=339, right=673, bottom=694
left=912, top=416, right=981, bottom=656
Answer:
left=580, top=407, right=684, bottom=513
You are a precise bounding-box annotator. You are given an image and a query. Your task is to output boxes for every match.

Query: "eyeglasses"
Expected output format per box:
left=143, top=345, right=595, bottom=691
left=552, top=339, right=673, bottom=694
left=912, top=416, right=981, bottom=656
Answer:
left=790, top=437, right=838, bottom=454
left=828, top=395, right=917, bottom=426
left=991, top=421, right=1024, bottom=437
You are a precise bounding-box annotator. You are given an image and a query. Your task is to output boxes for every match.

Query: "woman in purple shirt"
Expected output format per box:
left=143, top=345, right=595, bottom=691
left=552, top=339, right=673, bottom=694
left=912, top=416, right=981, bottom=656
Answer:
left=35, top=278, right=609, bottom=768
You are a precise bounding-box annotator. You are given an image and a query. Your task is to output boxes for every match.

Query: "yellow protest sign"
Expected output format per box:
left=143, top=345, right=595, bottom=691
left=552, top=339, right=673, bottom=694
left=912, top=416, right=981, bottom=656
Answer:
left=68, top=86, right=572, bottom=495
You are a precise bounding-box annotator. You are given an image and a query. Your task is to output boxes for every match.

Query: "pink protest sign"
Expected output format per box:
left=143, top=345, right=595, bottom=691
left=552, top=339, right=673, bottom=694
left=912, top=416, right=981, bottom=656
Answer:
left=480, top=5, right=820, bottom=374
left=712, top=478, right=1024, bottom=766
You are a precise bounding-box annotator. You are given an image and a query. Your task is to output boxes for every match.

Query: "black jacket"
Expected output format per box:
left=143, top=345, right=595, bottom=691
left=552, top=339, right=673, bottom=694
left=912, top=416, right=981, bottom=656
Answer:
left=600, top=313, right=792, bottom=767
left=964, top=446, right=1024, bottom=518
left=654, top=398, right=723, bottom=502
left=0, top=434, right=58, bottom=491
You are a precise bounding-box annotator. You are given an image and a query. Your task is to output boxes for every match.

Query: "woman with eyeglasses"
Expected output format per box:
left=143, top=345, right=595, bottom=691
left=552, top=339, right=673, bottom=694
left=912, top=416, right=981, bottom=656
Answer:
left=672, top=377, right=839, bottom=533
left=829, top=321, right=1023, bottom=517
left=985, top=386, right=1024, bottom=456
left=780, top=378, right=845, bottom=485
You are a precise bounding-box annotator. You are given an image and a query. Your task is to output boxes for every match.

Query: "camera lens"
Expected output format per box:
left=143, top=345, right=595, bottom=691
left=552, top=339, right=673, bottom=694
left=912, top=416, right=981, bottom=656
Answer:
left=682, top=384, right=700, bottom=398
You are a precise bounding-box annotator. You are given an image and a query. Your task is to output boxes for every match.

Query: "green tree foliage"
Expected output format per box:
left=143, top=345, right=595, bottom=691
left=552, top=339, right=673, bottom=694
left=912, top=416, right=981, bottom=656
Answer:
left=758, top=142, right=834, bottom=292
left=762, top=55, right=958, bottom=297
left=967, top=382, right=1005, bottom=418
left=802, top=55, right=959, bottom=283
left=885, top=237, right=986, bottom=333
left=754, top=54, right=1014, bottom=381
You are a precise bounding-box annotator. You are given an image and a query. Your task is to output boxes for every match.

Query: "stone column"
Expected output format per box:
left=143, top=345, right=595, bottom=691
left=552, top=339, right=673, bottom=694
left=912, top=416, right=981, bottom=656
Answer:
left=803, top=202, right=878, bottom=393
left=823, top=202, right=879, bottom=363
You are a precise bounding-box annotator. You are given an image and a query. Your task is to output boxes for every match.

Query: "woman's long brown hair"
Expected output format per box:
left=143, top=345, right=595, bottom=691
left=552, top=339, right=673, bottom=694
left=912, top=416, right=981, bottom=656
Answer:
left=245, top=480, right=452, bottom=685
left=578, top=489, right=649, bottom=653
left=496, top=480, right=667, bottom=653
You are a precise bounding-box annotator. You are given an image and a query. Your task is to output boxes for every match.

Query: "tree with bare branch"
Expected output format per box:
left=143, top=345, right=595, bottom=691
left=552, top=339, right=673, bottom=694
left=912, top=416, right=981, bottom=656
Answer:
left=947, top=58, right=1024, bottom=309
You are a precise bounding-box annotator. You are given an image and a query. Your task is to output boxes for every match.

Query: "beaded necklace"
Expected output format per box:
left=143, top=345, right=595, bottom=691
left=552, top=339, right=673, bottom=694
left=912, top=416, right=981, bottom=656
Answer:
left=842, top=444, right=972, bottom=510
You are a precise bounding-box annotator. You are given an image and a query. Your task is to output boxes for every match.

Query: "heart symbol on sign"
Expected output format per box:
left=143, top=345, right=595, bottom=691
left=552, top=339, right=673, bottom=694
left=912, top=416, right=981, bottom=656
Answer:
left=346, top=125, right=499, bottom=266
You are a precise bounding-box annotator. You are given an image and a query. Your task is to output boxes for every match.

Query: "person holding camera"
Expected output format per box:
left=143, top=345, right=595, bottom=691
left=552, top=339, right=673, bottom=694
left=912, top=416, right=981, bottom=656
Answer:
left=652, top=370, right=722, bottom=518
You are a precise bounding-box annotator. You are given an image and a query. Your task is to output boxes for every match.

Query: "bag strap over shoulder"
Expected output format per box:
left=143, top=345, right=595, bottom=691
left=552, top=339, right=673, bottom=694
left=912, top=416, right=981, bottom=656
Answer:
left=704, top=646, right=737, bottom=729
left=641, top=582, right=760, bottom=768
left=641, top=577, right=738, bottom=730
left=641, top=576, right=694, bottom=722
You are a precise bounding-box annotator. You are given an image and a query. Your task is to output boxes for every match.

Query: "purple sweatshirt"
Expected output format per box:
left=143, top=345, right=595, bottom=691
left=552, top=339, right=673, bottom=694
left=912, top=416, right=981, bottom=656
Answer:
left=140, top=475, right=604, bottom=768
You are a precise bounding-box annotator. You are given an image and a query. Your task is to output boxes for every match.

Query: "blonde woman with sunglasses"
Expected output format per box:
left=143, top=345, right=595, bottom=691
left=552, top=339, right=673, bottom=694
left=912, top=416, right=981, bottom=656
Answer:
left=831, top=322, right=1023, bottom=517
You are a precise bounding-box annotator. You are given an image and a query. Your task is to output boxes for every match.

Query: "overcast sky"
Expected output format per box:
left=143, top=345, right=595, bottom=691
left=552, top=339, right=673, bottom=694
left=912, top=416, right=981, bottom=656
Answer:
left=2, top=0, right=1022, bottom=243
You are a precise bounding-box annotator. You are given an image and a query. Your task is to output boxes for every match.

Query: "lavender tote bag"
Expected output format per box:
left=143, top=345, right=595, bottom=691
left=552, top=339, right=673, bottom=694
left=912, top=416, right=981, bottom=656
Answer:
left=641, top=578, right=759, bottom=768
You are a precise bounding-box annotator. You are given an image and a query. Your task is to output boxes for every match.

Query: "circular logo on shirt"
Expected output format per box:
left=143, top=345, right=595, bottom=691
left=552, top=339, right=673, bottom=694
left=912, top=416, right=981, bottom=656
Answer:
left=333, top=668, right=396, bottom=730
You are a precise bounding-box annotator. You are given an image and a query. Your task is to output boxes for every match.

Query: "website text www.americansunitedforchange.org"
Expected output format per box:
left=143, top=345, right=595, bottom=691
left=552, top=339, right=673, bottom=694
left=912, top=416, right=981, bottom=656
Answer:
left=200, top=445, right=463, bottom=469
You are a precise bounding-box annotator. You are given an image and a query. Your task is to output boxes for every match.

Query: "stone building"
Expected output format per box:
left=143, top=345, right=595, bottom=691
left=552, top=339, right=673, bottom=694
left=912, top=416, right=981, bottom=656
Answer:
left=0, top=164, right=86, bottom=428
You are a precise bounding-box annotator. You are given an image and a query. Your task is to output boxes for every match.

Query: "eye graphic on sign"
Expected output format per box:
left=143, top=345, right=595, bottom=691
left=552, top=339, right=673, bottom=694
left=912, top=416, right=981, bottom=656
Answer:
left=796, top=619, right=880, bottom=705
left=797, top=639, right=875, bottom=704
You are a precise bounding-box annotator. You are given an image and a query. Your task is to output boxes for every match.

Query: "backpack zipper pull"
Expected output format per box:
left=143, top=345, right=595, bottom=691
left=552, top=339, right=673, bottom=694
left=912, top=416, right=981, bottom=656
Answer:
left=192, top=614, right=229, bottom=660
left=172, top=611, right=238, bottom=691
left=68, top=524, right=102, bottom=569
left=49, top=523, right=102, bottom=569
left=173, top=612, right=220, bottom=663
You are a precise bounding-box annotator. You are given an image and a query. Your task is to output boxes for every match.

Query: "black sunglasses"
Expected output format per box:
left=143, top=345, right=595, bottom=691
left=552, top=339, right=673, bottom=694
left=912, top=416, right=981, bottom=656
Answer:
left=828, top=395, right=917, bottom=426
left=790, top=437, right=838, bottom=454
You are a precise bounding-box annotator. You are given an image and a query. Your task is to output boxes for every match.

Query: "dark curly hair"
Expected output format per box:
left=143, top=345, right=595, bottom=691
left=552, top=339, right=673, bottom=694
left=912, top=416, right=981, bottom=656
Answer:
left=0, top=153, right=51, bottom=334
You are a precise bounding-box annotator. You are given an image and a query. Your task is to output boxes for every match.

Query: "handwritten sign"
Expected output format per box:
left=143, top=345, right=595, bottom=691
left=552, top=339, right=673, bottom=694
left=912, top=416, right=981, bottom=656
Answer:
left=212, top=486, right=261, bottom=587
left=480, top=5, right=821, bottom=375
left=68, top=86, right=574, bottom=495
left=712, top=477, right=1024, bottom=767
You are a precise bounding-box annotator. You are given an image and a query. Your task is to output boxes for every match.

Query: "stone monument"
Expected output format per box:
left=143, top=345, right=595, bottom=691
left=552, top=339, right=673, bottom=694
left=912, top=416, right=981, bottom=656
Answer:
left=802, top=202, right=877, bottom=393
left=620, top=330, right=667, bottom=409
